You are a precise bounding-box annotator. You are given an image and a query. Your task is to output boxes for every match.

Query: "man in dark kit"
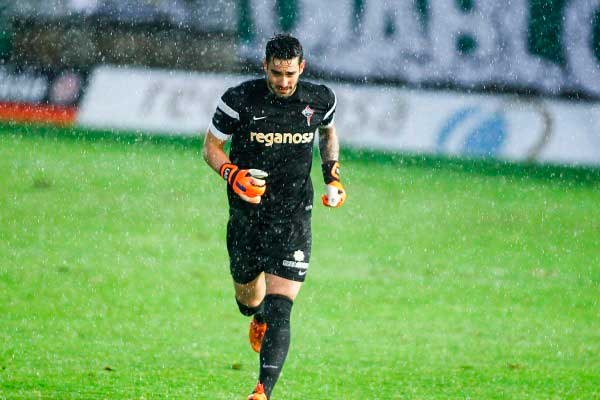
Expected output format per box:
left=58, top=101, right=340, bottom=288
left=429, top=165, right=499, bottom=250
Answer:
left=203, top=34, right=346, bottom=399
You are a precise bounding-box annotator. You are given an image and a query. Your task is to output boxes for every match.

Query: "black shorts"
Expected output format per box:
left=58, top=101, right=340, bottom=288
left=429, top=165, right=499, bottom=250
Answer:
left=227, top=208, right=312, bottom=284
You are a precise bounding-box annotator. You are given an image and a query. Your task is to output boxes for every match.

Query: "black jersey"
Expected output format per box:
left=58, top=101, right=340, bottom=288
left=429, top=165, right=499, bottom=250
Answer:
left=210, top=78, right=336, bottom=219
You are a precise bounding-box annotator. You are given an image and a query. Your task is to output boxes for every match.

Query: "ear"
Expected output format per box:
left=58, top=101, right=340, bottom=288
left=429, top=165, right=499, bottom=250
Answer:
left=262, top=58, right=268, bottom=73
left=299, top=59, right=306, bottom=75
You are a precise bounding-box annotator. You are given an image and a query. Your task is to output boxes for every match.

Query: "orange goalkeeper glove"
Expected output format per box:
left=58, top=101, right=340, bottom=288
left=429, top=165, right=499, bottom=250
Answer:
left=220, top=163, right=268, bottom=204
left=321, top=160, right=346, bottom=208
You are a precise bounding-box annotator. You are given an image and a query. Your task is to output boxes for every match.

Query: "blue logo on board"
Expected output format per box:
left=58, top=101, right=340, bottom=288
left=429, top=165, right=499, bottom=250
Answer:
left=437, top=106, right=507, bottom=157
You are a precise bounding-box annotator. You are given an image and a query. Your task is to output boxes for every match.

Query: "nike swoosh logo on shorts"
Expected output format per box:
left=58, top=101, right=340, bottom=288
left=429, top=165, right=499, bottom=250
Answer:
left=298, top=270, right=307, bottom=276
left=253, top=116, right=267, bottom=120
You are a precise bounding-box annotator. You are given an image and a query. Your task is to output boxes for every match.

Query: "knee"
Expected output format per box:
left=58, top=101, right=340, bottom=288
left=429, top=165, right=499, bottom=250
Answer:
left=263, top=294, right=293, bottom=326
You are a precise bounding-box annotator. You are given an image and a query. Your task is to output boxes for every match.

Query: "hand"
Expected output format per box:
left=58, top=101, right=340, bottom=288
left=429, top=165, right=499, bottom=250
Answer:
left=321, top=160, right=346, bottom=208
left=220, top=163, right=268, bottom=204
left=322, top=181, right=346, bottom=208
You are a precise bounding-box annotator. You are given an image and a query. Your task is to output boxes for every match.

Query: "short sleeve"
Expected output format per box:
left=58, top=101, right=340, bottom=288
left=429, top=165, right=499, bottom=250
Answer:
left=208, top=88, right=241, bottom=140
left=319, top=86, right=337, bottom=128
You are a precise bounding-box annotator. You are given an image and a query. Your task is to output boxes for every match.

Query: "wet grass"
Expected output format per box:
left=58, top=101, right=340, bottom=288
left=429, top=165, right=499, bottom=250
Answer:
left=1, top=124, right=599, bottom=399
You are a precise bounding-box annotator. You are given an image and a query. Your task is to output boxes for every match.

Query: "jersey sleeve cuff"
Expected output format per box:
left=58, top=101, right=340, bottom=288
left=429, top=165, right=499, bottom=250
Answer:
left=319, top=115, right=335, bottom=128
left=208, top=121, right=232, bottom=141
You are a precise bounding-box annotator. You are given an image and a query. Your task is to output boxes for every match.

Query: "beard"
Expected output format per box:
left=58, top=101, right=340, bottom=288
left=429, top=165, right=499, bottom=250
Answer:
left=267, top=79, right=296, bottom=98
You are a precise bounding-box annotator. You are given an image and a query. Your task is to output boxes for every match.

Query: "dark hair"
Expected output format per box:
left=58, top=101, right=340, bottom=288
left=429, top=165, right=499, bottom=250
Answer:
left=265, top=34, right=303, bottom=63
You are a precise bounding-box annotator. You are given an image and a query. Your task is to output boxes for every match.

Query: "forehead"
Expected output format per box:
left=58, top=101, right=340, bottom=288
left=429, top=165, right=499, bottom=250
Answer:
left=268, top=57, right=301, bottom=71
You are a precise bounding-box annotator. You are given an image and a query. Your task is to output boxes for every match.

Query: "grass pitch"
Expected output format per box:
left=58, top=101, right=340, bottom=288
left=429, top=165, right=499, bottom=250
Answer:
left=1, top=123, right=599, bottom=399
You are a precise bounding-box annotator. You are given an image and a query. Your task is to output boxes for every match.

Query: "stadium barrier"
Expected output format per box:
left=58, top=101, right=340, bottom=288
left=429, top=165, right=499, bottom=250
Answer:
left=76, top=65, right=600, bottom=167
left=76, top=66, right=241, bottom=135
left=0, top=66, right=85, bottom=125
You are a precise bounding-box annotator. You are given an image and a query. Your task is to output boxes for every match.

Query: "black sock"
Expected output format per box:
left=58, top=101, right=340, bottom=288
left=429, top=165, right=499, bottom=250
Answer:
left=254, top=311, right=266, bottom=324
left=236, top=298, right=264, bottom=317
left=259, top=294, right=293, bottom=399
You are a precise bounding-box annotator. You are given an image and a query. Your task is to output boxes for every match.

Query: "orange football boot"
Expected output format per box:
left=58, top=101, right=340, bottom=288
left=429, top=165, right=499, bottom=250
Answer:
left=249, top=316, right=267, bottom=353
left=247, top=382, right=267, bottom=400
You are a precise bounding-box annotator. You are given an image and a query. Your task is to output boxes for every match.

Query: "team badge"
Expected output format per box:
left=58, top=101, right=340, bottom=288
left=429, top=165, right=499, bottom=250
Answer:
left=301, top=105, right=314, bottom=126
left=293, top=250, right=305, bottom=262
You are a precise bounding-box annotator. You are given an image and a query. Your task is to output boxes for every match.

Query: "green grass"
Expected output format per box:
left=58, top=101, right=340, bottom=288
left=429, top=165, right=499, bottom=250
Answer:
left=1, top=123, right=599, bottom=399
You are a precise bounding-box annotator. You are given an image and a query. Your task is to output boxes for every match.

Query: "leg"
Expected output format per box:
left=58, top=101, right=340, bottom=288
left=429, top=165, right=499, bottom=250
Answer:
left=265, top=273, right=302, bottom=300
left=234, top=272, right=266, bottom=310
left=257, top=274, right=302, bottom=399
left=228, top=208, right=266, bottom=315
left=234, top=272, right=270, bottom=354
left=248, top=210, right=311, bottom=399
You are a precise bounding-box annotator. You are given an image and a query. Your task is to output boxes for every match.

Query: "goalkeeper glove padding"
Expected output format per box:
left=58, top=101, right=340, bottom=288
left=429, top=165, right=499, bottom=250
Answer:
left=220, top=163, right=268, bottom=204
left=321, top=160, right=346, bottom=208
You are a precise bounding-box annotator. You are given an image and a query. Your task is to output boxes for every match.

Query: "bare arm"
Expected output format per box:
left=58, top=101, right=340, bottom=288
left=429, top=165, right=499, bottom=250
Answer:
left=318, top=123, right=346, bottom=207
left=318, top=124, right=339, bottom=162
left=202, top=129, right=231, bottom=174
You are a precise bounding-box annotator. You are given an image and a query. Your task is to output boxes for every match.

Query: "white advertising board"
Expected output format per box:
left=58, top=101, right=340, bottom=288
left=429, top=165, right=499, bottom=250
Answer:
left=77, top=66, right=243, bottom=135
left=332, top=84, right=600, bottom=166
left=77, top=66, right=600, bottom=166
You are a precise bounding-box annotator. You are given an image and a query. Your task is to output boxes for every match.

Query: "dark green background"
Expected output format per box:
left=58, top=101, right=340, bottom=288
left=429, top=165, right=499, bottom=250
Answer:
left=238, top=0, right=599, bottom=65
left=2, top=1, right=598, bottom=68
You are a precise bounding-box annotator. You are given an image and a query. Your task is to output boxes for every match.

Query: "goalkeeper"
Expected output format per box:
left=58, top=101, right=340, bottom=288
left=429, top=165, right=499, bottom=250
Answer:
left=202, top=34, right=346, bottom=399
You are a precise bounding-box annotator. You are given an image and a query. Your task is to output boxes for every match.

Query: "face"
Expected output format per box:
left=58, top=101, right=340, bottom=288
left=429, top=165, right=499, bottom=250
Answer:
left=263, top=56, right=305, bottom=98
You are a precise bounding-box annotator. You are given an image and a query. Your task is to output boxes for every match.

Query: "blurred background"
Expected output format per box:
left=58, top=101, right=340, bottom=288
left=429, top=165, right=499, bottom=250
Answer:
left=1, top=0, right=599, bottom=167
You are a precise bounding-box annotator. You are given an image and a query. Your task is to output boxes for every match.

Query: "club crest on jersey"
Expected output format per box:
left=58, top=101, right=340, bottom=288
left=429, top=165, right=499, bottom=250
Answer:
left=293, top=250, right=305, bottom=262
left=302, top=105, right=314, bottom=126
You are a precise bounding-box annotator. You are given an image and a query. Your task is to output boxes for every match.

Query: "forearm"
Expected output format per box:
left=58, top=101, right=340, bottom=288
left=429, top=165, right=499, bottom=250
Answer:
left=318, top=126, right=339, bottom=162
left=203, top=146, right=230, bottom=174
left=203, top=131, right=230, bottom=174
left=318, top=125, right=346, bottom=207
